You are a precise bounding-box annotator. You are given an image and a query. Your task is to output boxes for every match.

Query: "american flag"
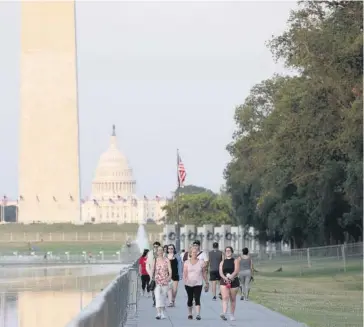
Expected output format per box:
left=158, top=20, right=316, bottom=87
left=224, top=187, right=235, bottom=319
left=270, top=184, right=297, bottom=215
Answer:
left=177, top=150, right=186, bottom=187
left=2, top=195, right=7, bottom=205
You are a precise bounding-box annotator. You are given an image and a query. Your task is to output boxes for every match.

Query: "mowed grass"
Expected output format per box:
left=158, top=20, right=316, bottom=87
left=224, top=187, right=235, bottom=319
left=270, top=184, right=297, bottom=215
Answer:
left=0, top=223, right=163, bottom=253
left=0, top=222, right=163, bottom=233
left=0, top=241, right=124, bottom=253
left=251, top=260, right=363, bottom=327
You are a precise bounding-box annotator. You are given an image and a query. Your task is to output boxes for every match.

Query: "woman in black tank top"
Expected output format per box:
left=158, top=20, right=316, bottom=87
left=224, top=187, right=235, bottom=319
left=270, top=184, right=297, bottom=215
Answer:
left=167, top=244, right=182, bottom=307
left=219, top=246, right=240, bottom=321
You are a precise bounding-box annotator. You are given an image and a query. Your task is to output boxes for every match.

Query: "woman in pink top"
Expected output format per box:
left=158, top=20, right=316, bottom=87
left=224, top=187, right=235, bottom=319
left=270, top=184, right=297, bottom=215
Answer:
left=151, top=246, right=172, bottom=320
left=183, top=248, right=209, bottom=320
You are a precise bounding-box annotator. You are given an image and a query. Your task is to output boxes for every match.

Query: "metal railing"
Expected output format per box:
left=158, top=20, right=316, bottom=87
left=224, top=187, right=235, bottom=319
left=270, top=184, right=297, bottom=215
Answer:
left=0, top=244, right=141, bottom=265
left=66, top=262, right=138, bottom=327
left=251, top=242, right=363, bottom=275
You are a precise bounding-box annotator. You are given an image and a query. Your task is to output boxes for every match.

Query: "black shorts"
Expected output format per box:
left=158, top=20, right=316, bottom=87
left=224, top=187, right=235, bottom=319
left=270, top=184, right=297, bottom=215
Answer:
left=172, top=274, right=180, bottom=281
left=209, top=271, right=220, bottom=281
left=220, top=277, right=240, bottom=289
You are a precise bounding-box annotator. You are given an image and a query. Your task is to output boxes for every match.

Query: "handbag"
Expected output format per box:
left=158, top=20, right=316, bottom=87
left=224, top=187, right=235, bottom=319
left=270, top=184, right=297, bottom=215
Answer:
left=149, top=258, right=157, bottom=291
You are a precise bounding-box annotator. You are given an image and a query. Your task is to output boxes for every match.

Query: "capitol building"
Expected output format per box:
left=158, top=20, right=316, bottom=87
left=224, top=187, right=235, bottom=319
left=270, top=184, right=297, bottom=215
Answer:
left=80, top=126, right=167, bottom=224
left=0, top=126, right=168, bottom=224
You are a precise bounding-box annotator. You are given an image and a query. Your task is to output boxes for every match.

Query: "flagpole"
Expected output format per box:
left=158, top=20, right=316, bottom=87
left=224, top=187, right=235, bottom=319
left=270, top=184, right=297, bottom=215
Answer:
left=175, top=149, right=181, bottom=252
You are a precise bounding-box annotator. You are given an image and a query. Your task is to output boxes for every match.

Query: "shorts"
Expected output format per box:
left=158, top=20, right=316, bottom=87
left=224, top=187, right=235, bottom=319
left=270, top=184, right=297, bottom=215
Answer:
left=220, top=277, right=240, bottom=289
left=209, top=271, right=220, bottom=281
left=172, top=274, right=180, bottom=281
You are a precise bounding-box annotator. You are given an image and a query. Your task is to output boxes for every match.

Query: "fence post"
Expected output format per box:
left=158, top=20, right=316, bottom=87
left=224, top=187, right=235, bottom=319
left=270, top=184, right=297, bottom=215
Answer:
left=307, top=247, right=311, bottom=267
left=341, top=244, right=346, bottom=272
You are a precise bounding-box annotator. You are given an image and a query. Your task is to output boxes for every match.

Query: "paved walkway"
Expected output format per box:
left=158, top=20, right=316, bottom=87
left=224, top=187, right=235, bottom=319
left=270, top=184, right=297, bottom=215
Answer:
left=126, top=284, right=306, bottom=327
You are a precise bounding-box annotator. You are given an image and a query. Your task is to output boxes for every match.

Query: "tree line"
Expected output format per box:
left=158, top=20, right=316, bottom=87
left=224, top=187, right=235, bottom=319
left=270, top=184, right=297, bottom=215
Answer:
left=162, top=185, right=235, bottom=226
left=225, top=1, right=363, bottom=248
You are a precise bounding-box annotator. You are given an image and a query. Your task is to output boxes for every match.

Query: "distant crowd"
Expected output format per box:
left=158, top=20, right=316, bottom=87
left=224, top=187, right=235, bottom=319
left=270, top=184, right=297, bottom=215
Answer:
left=138, top=240, right=253, bottom=321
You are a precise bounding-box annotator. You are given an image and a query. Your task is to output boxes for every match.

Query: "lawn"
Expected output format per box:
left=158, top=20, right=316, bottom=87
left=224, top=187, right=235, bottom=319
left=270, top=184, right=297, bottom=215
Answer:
left=251, top=262, right=363, bottom=327
left=0, top=222, right=163, bottom=233
left=0, top=241, right=124, bottom=253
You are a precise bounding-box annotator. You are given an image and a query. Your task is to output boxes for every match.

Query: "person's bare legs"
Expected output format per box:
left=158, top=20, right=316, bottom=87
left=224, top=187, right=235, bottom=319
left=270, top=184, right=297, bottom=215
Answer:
left=172, top=281, right=178, bottom=303
left=220, top=285, right=229, bottom=320
left=168, top=287, right=173, bottom=305
left=212, top=280, right=217, bottom=297
left=229, top=288, right=239, bottom=320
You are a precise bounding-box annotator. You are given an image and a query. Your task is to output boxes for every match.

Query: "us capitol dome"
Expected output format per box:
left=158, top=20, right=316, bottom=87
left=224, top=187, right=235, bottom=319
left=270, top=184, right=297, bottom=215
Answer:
left=81, top=125, right=167, bottom=224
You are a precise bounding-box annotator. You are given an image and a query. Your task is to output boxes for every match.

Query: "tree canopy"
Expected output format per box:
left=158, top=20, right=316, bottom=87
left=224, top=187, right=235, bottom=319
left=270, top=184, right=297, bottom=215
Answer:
left=225, top=1, right=363, bottom=248
left=163, top=185, right=235, bottom=226
left=175, top=185, right=214, bottom=195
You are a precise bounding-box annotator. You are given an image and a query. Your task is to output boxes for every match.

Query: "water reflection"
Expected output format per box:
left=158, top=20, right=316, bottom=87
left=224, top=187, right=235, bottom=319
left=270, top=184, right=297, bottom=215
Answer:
left=1, top=291, right=95, bottom=327
left=0, top=265, right=124, bottom=327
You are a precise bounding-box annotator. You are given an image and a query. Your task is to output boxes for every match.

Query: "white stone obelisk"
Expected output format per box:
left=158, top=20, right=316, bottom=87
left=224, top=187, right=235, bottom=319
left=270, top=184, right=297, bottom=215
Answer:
left=19, top=2, right=81, bottom=223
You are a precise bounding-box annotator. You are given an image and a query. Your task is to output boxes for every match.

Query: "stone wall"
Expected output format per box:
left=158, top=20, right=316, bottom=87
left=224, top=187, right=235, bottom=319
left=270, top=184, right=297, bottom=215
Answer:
left=161, top=224, right=290, bottom=254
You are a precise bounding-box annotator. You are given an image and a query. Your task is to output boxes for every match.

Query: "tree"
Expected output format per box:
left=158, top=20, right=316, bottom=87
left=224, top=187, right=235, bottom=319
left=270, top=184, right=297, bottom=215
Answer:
left=225, top=1, right=363, bottom=248
left=162, top=192, right=235, bottom=226
left=175, top=184, right=215, bottom=195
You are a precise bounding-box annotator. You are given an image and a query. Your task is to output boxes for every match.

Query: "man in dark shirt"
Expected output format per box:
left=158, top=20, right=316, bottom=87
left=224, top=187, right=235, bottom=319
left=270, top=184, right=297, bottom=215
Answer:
left=208, top=242, right=223, bottom=300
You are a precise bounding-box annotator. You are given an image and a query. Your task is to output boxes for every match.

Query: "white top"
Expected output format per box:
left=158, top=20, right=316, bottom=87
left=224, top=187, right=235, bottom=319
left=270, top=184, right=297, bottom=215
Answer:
left=184, top=259, right=205, bottom=287
left=197, top=250, right=208, bottom=262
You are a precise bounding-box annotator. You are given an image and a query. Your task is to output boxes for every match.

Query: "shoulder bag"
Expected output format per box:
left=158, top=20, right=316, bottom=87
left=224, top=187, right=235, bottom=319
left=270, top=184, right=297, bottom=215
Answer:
left=149, top=258, right=157, bottom=291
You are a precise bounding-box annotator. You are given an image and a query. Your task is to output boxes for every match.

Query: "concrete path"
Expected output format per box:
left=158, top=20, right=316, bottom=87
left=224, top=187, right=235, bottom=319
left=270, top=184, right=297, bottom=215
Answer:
left=126, top=284, right=306, bottom=327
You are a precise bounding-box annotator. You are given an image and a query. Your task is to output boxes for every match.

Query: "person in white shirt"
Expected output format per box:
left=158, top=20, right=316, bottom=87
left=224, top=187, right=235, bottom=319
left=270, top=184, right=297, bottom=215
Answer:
left=146, top=241, right=161, bottom=307
left=192, top=240, right=209, bottom=263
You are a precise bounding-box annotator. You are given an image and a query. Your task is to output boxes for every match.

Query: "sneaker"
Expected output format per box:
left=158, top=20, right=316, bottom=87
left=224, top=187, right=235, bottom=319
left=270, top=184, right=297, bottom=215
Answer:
left=188, top=315, right=193, bottom=320
left=196, top=315, right=201, bottom=320
left=212, top=296, right=217, bottom=301
left=161, top=312, right=166, bottom=320
left=218, top=293, right=222, bottom=300
left=155, top=314, right=161, bottom=320
left=240, top=295, right=244, bottom=301
left=230, top=315, right=236, bottom=321
left=220, top=314, right=227, bottom=321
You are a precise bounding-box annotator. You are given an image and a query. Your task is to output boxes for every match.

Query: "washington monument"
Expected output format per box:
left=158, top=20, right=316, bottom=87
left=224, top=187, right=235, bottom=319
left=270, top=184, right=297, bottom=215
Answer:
left=19, top=2, right=81, bottom=223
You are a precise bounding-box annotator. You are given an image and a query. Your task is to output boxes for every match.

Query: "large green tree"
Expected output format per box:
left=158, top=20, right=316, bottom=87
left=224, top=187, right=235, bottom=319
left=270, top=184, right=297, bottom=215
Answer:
left=163, top=191, right=235, bottom=226
left=225, top=1, right=363, bottom=248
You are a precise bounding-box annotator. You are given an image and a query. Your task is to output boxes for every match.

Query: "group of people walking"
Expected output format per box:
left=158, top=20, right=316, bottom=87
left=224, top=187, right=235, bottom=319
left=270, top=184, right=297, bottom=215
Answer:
left=138, top=240, right=253, bottom=321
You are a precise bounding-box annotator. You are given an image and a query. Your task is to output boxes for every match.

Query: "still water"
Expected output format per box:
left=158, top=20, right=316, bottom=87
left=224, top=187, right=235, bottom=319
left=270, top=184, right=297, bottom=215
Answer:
left=0, top=265, right=126, bottom=327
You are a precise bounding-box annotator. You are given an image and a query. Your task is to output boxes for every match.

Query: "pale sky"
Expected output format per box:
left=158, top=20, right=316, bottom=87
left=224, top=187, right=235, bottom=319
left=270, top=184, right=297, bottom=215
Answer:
left=0, top=1, right=296, bottom=199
